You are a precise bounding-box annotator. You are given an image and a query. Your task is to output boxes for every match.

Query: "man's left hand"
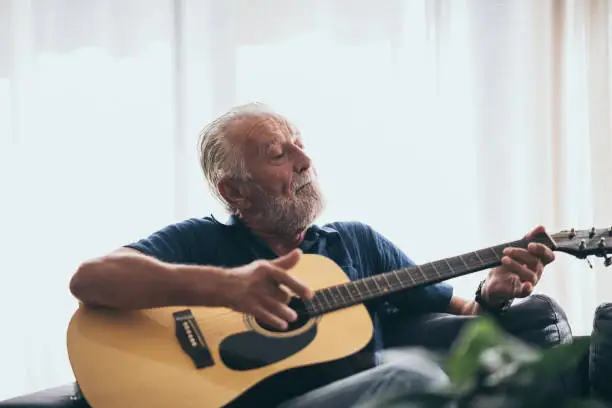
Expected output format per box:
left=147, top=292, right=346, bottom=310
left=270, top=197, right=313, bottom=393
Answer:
left=481, top=225, right=555, bottom=306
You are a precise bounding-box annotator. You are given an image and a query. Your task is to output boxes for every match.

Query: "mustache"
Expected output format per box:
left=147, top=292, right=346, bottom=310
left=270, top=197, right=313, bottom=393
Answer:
left=291, top=171, right=316, bottom=191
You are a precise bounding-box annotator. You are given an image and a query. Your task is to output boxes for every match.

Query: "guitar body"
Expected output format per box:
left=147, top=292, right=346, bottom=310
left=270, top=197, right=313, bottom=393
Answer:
left=67, top=254, right=374, bottom=408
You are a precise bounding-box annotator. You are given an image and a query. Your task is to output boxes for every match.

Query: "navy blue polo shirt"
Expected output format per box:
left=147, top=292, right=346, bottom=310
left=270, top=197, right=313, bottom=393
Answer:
left=124, top=215, right=453, bottom=353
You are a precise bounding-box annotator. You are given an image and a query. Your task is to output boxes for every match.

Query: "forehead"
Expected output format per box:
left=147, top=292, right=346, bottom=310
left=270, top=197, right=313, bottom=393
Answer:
left=229, top=114, right=299, bottom=148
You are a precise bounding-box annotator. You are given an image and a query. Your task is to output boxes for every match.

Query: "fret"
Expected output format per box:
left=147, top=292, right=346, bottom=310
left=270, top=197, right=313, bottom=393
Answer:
left=302, top=300, right=312, bottom=315
left=375, top=275, right=390, bottom=292
left=458, top=254, right=470, bottom=268
left=370, top=276, right=383, bottom=291
left=391, top=269, right=404, bottom=286
left=356, top=280, right=371, bottom=297
left=380, top=272, right=394, bottom=290
left=430, top=262, right=442, bottom=278
left=473, top=250, right=484, bottom=264
left=497, top=244, right=510, bottom=255
left=442, top=258, right=457, bottom=278
left=310, top=295, right=325, bottom=313
left=415, top=265, right=427, bottom=281
left=320, top=289, right=334, bottom=307
left=476, top=248, right=497, bottom=264
left=304, top=299, right=315, bottom=314
left=403, top=268, right=418, bottom=285
left=394, top=269, right=411, bottom=291
left=486, top=247, right=501, bottom=261
left=364, top=278, right=379, bottom=295
left=346, top=283, right=360, bottom=299
left=420, top=263, right=437, bottom=282
left=332, top=286, right=345, bottom=304
left=351, top=290, right=364, bottom=303
left=462, top=252, right=482, bottom=268
left=337, top=284, right=354, bottom=301
left=448, top=256, right=465, bottom=273
left=435, top=260, right=454, bottom=277
left=439, top=260, right=454, bottom=275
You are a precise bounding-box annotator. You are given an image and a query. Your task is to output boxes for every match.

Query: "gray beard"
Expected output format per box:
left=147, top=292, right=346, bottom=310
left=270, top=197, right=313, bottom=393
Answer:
left=245, top=180, right=325, bottom=235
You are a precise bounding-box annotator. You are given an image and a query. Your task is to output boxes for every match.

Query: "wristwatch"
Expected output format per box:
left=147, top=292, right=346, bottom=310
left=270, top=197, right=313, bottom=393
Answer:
left=475, top=279, right=513, bottom=315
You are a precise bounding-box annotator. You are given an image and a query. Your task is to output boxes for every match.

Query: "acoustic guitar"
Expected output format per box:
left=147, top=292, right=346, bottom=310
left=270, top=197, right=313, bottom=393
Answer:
left=67, top=226, right=612, bottom=408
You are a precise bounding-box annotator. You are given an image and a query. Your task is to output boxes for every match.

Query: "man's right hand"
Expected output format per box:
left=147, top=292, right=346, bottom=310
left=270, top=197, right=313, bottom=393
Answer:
left=220, top=249, right=314, bottom=330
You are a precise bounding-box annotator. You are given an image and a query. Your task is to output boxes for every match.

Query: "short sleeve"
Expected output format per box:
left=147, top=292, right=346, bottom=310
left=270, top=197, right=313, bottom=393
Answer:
left=124, top=220, right=199, bottom=264
left=369, top=226, right=453, bottom=314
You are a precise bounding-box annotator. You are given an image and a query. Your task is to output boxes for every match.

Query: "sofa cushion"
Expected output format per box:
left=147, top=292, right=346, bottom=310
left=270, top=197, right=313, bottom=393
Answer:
left=590, top=302, right=612, bottom=401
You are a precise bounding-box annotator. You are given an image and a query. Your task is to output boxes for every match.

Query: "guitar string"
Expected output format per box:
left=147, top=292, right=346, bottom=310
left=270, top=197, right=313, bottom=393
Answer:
left=178, top=236, right=591, bottom=328
left=129, top=235, right=596, bottom=339
left=295, top=247, right=509, bottom=315
left=183, top=253, right=497, bottom=337
left=189, top=249, right=608, bottom=336
left=293, top=231, right=611, bottom=315
left=183, top=252, right=503, bottom=329
left=169, top=243, right=604, bottom=338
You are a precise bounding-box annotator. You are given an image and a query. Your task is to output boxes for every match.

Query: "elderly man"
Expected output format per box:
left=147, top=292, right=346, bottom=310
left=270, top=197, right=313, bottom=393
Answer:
left=70, top=103, right=557, bottom=407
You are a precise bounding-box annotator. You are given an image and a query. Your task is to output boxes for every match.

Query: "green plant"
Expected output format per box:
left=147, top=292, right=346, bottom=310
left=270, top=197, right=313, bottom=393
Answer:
left=360, top=317, right=608, bottom=408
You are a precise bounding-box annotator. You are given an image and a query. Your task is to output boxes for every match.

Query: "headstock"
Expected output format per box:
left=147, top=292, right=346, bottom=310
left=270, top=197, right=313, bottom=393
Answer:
left=551, top=227, right=612, bottom=267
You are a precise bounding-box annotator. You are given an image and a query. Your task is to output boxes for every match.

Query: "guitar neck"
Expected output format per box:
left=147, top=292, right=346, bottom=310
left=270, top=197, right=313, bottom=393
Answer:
left=304, top=236, right=544, bottom=317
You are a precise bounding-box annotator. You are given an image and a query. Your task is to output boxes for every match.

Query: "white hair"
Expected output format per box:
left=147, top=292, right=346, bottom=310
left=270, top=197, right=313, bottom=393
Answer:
left=197, top=102, right=282, bottom=213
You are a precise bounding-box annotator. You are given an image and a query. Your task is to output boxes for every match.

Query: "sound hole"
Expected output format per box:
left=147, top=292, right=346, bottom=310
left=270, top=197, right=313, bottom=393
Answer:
left=256, top=297, right=312, bottom=333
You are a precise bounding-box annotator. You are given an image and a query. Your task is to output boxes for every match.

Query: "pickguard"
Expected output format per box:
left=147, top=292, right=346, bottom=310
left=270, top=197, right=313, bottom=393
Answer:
left=218, top=324, right=317, bottom=371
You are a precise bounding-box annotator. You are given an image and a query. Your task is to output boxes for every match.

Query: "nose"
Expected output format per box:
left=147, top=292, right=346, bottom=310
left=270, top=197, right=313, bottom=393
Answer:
left=293, top=146, right=312, bottom=174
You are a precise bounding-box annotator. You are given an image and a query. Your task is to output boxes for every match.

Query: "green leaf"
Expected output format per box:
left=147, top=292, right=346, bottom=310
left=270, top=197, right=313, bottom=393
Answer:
left=445, top=317, right=509, bottom=387
left=525, top=337, right=590, bottom=376
left=479, top=337, right=541, bottom=388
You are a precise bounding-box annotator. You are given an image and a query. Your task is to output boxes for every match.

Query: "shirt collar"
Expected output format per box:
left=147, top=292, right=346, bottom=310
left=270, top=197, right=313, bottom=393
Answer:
left=208, top=213, right=337, bottom=236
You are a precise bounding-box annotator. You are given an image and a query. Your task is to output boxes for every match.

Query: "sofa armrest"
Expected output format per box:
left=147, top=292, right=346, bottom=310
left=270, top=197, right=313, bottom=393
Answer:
left=0, top=383, right=89, bottom=408
left=591, top=303, right=612, bottom=401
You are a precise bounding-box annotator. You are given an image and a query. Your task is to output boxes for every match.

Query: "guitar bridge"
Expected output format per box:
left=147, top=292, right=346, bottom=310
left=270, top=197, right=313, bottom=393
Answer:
left=173, top=309, right=214, bottom=369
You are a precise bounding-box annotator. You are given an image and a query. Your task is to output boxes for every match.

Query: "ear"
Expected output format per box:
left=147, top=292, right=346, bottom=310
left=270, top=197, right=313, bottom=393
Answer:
left=218, top=178, right=251, bottom=211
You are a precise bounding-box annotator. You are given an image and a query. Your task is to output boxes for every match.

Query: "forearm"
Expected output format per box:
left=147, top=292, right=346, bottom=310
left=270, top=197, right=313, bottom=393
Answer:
left=447, top=296, right=482, bottom=316
left=69, top=250, right=227, bottom=310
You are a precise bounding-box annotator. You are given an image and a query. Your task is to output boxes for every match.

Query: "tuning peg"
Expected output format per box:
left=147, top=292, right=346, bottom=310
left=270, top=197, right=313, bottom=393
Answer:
left=586, top=257, right=594, bottom=269
left=579, top=239, right=586, bottom=251
left=599, top=238, right=606, bottom=249
left=605, top=255, right=612, bottom=267
left=569, top=228, right=576, bottom=239
left=590, top=227, right=596, bottom=238
left=609, top=227, right=612, bottom=237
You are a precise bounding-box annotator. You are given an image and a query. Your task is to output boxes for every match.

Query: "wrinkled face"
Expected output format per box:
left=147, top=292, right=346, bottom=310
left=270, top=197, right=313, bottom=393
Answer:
left=231, top=114, right=325, bottom=234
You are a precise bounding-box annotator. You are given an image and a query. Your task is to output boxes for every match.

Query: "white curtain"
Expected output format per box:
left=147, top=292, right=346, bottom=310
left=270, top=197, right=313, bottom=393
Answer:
left=1, top=0, right=611, bottom=400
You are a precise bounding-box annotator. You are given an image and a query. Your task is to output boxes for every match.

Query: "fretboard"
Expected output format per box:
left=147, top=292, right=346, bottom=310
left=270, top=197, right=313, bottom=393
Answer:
left=302, top=237, right=530, bottom=317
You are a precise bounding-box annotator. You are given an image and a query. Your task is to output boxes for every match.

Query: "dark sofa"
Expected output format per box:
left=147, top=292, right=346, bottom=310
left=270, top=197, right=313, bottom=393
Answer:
left=1, top=296, right=610, bottom=408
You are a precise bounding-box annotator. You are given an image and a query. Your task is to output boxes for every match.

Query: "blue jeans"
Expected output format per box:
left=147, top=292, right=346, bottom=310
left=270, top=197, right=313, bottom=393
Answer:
left=277, top=348, right=451, bottom=408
